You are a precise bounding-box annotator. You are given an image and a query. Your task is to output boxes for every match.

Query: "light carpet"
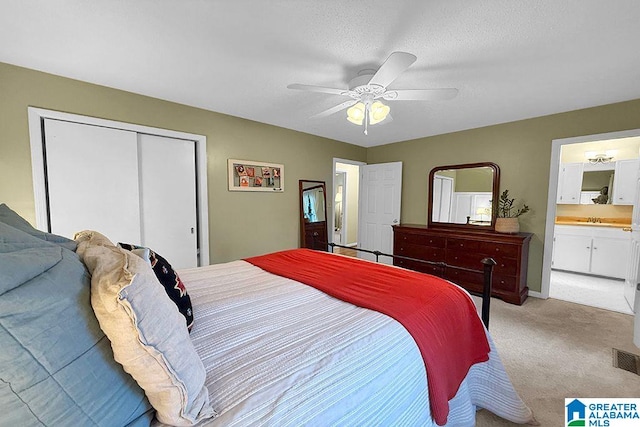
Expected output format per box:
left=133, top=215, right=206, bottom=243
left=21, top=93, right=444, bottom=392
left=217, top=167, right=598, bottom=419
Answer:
left=475, top=297, right=639, bottom=426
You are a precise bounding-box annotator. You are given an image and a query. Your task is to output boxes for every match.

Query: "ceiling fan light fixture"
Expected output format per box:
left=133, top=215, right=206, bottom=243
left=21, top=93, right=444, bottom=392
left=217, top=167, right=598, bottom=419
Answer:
left=369, top=101, right=390, bottom=125
left=347, top=102, right=365, bottom=125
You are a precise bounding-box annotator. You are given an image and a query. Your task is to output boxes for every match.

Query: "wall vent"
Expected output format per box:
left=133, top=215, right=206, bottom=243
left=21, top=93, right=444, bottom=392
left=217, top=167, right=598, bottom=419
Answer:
left=613, top=348, right=640, bottom=375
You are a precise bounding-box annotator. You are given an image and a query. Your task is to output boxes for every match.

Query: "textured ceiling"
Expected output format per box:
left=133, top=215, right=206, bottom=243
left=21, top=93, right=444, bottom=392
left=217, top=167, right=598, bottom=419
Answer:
left=1, top=1, right=640, bottom=147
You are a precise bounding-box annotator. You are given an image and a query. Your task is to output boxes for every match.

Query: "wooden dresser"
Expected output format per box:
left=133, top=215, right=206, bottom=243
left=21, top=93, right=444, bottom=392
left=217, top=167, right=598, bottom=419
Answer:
left=302, top=221, right=327, bottom=251
left=393, top=224, right=532, bottom=305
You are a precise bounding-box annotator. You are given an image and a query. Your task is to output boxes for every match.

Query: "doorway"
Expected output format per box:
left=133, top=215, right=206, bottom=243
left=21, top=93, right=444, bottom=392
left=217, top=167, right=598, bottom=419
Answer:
left=541, top=130, right=640, bottom=315
left=334, top=171, right=346, bottom=245
left=333, top=159, right=364, bottom=251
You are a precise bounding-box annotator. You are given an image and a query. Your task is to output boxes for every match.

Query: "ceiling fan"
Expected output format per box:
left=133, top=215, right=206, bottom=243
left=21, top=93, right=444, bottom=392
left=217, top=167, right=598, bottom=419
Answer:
left=288, top=52, right=458, bottom=135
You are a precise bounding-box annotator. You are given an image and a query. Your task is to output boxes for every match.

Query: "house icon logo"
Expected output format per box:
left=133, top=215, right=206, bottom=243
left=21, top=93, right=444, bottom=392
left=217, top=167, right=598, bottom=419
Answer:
left=566, top=399, right=586, bottom=426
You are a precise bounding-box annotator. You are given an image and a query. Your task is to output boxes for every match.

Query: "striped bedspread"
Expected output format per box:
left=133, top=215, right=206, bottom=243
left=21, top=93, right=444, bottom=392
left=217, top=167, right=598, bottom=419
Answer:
left=152, top=259, right=534, bottom=427
left=245, top=248, right=490, bottom=425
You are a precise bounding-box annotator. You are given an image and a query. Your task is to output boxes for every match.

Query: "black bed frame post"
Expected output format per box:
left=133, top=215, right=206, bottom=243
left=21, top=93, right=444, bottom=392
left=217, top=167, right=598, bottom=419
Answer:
left=480, top=258, right=496, bottom=329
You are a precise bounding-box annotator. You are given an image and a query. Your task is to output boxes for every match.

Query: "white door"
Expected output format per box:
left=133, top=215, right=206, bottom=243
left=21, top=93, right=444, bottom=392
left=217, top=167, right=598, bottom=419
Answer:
left=358, top=162, right=402, bottom=264
left=43, top=120, right=199, bottom=268
left=44, top=119, right=142, bottom=244
left=453, top=194, right=471, bottom=224
left=138, top=134, right=198, bottom=268
left=432, top=175, right=453, bottom=222
left=624, top=169, right=640, bottom=311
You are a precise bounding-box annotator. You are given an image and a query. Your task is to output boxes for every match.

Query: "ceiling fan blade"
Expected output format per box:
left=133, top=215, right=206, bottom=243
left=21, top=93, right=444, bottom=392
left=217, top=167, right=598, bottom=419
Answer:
left=383, top=88, right=459, bottom=101
left=368, top=52, right=417, bottom=88
left=287, top=83, right=349, bottom=96
left=310, top=100, right=358, bottom=119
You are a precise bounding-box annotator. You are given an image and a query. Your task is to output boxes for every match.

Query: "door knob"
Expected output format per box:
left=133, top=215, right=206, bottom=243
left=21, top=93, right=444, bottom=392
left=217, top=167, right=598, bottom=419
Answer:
left=393, top=219, right=399, bottom=224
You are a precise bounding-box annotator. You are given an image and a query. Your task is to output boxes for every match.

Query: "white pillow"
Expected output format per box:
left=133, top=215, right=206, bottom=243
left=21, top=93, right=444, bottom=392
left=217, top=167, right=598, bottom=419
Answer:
left=75, top=231, right=216, bottom=426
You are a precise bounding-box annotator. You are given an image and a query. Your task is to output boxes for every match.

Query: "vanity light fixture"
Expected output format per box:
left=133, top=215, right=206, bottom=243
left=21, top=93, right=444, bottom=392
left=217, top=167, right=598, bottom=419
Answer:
left=585, top=150, right=616, bottom=164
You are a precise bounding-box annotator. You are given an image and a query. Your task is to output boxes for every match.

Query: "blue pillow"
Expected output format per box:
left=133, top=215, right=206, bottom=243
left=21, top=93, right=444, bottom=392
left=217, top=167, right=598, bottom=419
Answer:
left=0, top=203, right=77, bottom=251
left=0, top=222, right=153, bottom=426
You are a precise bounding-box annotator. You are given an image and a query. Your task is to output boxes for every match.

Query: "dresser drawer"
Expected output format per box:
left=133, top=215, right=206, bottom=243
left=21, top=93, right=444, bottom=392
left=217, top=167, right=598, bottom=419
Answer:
left=493, top=274, right=518, bottom=292
left=447, top=238, right=481, bottom=251
left=396, top=243, right=445, bottom=261
left=396, top=232, right=445, bottom=248
left=492, top=257, right=518, bottom=276
left=478, top=241, right=520, bottom=258
left=444, top=251, right=486, bottom=270
left=445, top=268, right=483, bottom=294
left=395, top=258, right=445, bottom=276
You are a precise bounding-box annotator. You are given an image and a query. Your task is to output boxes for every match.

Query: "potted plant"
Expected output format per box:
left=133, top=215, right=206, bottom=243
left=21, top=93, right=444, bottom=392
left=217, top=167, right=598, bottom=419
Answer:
left=495, top=190, right=530, bottom=233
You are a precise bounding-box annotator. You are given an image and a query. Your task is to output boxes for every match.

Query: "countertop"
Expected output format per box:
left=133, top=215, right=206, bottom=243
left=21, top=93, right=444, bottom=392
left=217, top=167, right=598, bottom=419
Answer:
left=555, top=216, right=631, bottom=229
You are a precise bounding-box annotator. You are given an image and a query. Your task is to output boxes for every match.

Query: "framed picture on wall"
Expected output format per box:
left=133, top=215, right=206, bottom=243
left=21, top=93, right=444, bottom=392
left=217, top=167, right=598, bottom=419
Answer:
left=228, top=159, right=284, bottom=192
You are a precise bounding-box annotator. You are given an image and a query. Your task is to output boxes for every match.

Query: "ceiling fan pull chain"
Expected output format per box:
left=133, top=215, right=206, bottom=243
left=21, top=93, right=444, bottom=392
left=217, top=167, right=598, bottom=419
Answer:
left=364, top=108, right=369, bottom=135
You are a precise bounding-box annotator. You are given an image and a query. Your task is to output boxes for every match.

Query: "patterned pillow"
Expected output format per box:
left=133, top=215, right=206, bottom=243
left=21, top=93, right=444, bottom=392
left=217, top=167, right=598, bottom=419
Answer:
left=118, top=243, right=194, bottom=331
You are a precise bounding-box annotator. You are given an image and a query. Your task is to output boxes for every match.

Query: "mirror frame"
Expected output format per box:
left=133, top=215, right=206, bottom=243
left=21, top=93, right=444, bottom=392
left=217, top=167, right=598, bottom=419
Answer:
left=299, top=180, right=328, bottom=250
left=427, top=162, right=500, bottom=231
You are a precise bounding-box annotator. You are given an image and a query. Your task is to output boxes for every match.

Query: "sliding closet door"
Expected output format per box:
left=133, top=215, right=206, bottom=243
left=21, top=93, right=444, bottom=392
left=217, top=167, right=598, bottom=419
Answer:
left=43, top=119, right=199, bottom=269
left=138, top=134, right=198, bottom=268
left=44, top=119, right=142, bottom=244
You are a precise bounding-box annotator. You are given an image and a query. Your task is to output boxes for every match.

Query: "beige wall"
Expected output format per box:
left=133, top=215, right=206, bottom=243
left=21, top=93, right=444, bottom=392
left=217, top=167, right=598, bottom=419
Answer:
left=367, top=98, right=640, bottom=293
left=560, top=136, right=640, bottom=162
left=454, top=167, right=494, bottom=192
left=5, top=61, right=640, bottom=292
left=0, top=62, right=366, bottom=263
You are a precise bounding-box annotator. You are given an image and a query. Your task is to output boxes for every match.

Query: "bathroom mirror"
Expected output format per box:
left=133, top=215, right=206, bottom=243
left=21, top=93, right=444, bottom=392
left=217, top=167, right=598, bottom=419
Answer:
left=299, top=180, right=328, bottom=250
left=427, top=162, right=500, bottom=231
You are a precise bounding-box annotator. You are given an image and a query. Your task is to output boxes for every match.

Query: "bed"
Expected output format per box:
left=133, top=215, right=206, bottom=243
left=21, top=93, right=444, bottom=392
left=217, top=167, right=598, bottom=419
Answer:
left=0, top=203, right=536, bottom=427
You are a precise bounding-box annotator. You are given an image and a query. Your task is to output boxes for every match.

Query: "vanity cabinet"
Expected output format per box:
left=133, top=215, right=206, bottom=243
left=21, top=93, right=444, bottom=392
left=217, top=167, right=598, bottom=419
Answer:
left=557, top=162, right=583, bottom=204
left=393, top=224, right=532, bottom=305
left=552, top=225, right=630, bottom=279
left=612, top=159, right=639, bottom=205
left=557, top=160, right=638, bottom=206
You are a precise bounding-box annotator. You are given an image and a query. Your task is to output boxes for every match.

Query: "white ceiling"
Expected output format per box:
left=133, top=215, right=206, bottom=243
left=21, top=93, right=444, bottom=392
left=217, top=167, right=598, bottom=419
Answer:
left=2, top=1, right=640, bottom=148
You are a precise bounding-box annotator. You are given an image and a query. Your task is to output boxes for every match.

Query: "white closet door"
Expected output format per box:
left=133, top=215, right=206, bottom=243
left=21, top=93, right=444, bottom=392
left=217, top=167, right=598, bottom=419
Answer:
left=44, top=119, right=142, bottom=243
left=138, top=134, right=198, bottom=269
left=438, top=177, right=453, bottom=221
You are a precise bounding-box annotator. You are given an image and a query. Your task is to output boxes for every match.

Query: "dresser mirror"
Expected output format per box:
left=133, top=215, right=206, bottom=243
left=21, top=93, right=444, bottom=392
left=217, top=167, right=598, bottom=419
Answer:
left=427, top=162, right=500, bottom=231
left=299, top=180, right=328, bottom=250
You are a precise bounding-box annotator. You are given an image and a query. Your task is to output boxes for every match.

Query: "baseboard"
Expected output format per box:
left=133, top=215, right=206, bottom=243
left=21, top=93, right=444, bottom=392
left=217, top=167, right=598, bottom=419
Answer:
left=527, top=290, right=545, bottom=299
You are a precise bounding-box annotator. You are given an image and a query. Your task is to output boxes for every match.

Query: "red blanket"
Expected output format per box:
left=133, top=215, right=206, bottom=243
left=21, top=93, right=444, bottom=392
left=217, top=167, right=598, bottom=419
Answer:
left=245, top=248, right=490, bottom=426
